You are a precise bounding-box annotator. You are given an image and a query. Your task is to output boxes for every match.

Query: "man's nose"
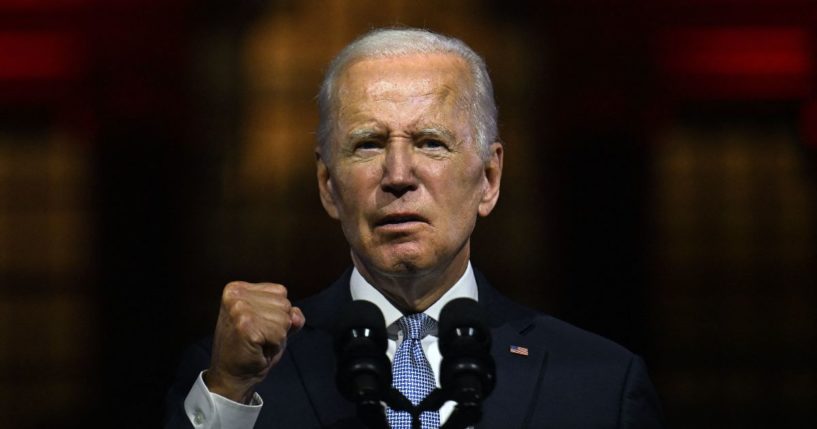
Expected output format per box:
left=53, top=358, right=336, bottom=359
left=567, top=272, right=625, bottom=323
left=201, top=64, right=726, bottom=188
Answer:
left=381, top=144, right=418, bottom=197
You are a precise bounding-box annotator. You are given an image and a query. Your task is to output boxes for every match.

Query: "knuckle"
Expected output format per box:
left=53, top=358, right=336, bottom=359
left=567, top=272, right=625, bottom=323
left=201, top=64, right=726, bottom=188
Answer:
left=230, top=300, right=252, bottom=321
left=228, top=297, right=243, bottom=313
left=235, top=313, right=255, bottom=333
left=269, top=283, right=287, bottom=296
left=223, top=281, right=245, bottom=300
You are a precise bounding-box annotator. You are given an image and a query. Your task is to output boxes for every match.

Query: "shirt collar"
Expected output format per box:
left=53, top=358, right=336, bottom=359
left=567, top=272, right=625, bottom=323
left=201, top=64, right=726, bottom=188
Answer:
left=349, top=262, right=479, bottom=336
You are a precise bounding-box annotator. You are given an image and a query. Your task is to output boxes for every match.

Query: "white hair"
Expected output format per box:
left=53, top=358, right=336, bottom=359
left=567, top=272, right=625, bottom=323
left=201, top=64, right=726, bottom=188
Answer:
left=317, top=27, right=498, bottom=159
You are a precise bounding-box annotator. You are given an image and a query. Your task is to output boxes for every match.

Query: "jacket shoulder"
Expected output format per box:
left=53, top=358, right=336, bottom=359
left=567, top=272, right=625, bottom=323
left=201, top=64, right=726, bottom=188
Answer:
left=534, top=313, right=637, bottom=363
left=475, top=268, right=636, bottom=364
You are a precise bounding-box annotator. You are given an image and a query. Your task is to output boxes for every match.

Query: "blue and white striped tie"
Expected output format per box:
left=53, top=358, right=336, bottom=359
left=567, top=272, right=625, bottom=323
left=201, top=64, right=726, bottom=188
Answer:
left=387, top=313, right=440, bottom=429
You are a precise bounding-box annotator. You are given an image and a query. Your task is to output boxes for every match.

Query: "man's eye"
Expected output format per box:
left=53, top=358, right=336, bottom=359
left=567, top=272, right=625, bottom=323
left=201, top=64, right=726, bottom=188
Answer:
left=355, top=141, right=380, bottom=150
left=420, top=139, right=447, bottom=150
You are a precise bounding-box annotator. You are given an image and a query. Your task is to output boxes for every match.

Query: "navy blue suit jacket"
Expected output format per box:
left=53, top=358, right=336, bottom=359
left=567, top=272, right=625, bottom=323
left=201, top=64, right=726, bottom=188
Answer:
left=165, top=268, right=664, bottom=428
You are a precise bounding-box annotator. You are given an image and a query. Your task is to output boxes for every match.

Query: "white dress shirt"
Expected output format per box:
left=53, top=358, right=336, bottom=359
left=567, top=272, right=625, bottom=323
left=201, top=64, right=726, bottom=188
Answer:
left=183, top=262, right=479, bottom=428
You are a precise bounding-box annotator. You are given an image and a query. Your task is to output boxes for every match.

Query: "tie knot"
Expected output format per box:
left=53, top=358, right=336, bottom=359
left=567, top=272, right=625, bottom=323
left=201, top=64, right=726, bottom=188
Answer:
left=398, top=313, right=435, bottom=340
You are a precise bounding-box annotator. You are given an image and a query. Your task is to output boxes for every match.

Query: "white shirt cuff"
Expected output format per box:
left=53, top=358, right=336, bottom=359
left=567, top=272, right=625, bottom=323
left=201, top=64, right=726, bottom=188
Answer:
left=183, top=371, right=263, bottom=429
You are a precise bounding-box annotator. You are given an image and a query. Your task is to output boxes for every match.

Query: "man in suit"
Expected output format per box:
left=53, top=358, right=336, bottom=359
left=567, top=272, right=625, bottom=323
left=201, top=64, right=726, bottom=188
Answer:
left=165, top=27, right=664, bottom=428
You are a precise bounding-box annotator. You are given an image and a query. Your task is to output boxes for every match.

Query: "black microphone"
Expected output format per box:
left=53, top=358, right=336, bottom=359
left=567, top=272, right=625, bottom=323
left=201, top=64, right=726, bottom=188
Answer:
left=334, top=300, right=392, bottom=428
left=438, top=297, right=495, bottom=427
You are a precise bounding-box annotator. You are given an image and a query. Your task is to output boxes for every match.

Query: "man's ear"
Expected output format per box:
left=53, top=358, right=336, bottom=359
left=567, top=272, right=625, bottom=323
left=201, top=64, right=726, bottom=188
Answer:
left=478, top=142, right=503, bottom=217
left=316, top=151, right=340, bottom=220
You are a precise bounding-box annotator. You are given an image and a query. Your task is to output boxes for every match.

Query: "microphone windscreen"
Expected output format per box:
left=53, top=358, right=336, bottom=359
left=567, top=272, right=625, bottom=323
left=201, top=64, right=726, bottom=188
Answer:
left=333, top=300, right=391, bottom=403
left=438, top=298, right=497, bottom=400
left=438, top=298, right=490, bottom=356
left=334, top=300, right=387, bottom=352
left=439, top=298, right=488, bottom=335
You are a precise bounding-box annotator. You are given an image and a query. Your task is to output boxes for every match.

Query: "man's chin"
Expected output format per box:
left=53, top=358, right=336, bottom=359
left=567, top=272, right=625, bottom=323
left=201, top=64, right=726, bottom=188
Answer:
left=360, top=252, right=435, bottom=279
left=376, top=256, right=430, bottom=277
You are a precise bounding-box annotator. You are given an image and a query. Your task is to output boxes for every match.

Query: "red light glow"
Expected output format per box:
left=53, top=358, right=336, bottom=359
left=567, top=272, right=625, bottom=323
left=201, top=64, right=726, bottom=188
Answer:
left=658, top=27, right=814, bottom=99
left=0, top=32, right=85, bottom=81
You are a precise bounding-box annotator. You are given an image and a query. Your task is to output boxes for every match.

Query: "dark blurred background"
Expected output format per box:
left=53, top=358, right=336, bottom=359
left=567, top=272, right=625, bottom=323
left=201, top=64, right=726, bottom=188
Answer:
left=1, top=0, right=816, bottom=427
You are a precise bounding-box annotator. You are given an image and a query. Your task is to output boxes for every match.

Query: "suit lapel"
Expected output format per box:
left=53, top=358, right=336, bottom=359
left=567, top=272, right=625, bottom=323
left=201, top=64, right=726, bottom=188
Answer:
left=476, top=271, right=549, bottom=429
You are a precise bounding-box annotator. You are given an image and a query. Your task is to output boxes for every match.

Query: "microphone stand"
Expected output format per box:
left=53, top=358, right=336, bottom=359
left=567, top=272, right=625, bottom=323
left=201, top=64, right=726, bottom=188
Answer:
left=377, top=387, right=481, bottom=429
left=440, top=406, right=481, bottom=429
left=420, top=387, right=482, bottom=429
left=356, top=399, right=388, bottom=429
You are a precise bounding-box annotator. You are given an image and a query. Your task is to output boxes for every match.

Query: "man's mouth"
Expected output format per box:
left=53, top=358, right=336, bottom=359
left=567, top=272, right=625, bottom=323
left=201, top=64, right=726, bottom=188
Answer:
left=375, top=213, right=427, bottom=227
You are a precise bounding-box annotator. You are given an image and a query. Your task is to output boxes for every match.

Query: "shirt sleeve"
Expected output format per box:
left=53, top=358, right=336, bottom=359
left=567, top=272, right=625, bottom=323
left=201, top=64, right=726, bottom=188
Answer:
left=183, top=371, right=263, bottom=429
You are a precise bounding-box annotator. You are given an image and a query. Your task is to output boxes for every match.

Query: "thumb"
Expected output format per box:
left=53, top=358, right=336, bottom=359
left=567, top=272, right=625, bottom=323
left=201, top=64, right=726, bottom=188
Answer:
left=289, top=306, right=306, bottom=333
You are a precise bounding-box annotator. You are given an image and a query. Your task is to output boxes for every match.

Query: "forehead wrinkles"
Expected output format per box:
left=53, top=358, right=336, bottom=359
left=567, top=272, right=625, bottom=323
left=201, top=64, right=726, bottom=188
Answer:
left=338, top=78, right=466, bottom=119
left=366, top=78, right=435, bottom=100
left=339, top=53, right=471, bottom=97
left=332, top=55, right=475, bottom=140
left=338, top=77, right=460, bottom=108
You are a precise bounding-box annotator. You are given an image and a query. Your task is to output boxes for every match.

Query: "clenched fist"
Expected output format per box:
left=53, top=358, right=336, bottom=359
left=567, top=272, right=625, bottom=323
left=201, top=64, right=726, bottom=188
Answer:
left=204, top=281, right=305, bottom=403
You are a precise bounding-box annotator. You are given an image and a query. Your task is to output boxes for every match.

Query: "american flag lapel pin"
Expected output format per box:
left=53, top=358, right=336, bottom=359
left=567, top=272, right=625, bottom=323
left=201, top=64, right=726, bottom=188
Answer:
left=509, top=345, right=529, bottom=356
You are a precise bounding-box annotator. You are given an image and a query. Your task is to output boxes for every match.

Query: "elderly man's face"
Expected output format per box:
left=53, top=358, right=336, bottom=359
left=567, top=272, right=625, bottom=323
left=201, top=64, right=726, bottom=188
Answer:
left=317, top=53, right=502, bottom=281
